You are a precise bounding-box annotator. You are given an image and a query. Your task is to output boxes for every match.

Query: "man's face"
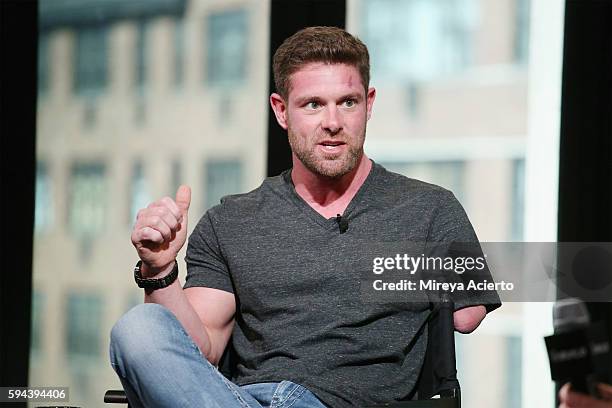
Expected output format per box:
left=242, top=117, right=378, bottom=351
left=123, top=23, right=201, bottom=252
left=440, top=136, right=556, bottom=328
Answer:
left=271, top=63, right=376, bottom=179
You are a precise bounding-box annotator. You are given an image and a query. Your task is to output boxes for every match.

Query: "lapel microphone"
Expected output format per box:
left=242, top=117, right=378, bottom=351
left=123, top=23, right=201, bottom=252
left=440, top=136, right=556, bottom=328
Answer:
left=336, top=214, right=349, bottom=234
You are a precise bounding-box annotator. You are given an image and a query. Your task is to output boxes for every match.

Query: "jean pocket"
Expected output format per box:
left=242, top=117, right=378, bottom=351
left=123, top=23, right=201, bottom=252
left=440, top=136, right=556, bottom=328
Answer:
left=270, top=381, right=311, bottom=408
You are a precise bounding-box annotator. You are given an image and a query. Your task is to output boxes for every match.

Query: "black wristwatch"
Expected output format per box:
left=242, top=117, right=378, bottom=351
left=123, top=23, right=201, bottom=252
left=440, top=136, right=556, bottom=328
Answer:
left=134, top=260, right=178, bottom=289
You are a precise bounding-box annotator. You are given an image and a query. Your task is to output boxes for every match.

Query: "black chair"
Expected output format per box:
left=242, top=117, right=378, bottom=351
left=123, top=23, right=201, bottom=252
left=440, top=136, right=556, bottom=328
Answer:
left=105, top=293, right=460, bottom=407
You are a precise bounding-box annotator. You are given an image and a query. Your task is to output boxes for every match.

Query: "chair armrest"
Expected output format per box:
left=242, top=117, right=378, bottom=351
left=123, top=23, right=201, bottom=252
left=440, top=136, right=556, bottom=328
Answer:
left=104, top=389, right=128, bottom=404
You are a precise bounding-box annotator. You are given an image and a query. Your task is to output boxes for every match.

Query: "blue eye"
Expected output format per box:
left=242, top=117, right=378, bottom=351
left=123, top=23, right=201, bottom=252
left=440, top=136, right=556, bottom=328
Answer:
left=343, top=99, right=356, bottom=108
left=306, top=101, right=320, bottom=109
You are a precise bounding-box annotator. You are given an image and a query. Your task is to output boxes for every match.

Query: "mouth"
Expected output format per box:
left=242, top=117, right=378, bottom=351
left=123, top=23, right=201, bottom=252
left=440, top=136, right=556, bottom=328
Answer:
left=318, top=140, right=346, bottom=151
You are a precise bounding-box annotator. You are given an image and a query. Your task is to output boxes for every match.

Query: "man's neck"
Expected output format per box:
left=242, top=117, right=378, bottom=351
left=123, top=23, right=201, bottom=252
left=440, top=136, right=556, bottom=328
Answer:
left=291, top=154, right=372, bottom=219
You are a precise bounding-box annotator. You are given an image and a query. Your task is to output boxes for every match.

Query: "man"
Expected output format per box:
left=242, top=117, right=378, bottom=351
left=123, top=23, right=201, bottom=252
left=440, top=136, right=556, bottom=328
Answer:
left=110, top=26, right=500, bottom=407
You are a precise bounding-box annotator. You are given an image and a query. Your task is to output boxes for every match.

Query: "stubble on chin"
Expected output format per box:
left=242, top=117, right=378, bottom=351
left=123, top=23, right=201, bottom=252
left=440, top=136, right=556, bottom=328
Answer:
left=288, top=130, right=363, bottom=179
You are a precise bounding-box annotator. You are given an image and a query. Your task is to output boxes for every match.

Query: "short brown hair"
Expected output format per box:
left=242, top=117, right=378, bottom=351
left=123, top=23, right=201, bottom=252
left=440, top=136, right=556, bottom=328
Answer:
left=272, top=26, right=370, bottom=99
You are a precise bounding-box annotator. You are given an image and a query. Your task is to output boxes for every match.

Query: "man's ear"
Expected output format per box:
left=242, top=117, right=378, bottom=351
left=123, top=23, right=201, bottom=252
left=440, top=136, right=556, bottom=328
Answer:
left=366, top=87, right=376, bottom=121
left=270, top=93, right=288, bottom=130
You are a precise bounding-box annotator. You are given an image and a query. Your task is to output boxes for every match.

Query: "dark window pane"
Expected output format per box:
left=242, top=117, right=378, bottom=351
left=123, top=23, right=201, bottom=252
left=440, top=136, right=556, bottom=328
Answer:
left=74, top=25, right=108, bottom=96
left=512, top=159, right=525, bottom=240
left=514, top=0, right=530, bottom=64
left=38, top=33, right=50, bottom=94
left=205, top=159, right=243, bottom=210
left=136, top=20, right=149, bottom=90
left=31, top=291, right=44, bottom=353
left=173, top=17, right=185, bottom=87
left=505, top=336, right=522, bottom=408
left=170, top=159, right=182, bottom=196
left=206, top=9, right=248, bottom=86
left=130, top=161, right=151, bottom=224
left=35, top=161, right=54, bottom=232
left=68, top=163, right=107, bottom=236
left=361, top=0, right=476, bottom=83
left=66, top=293, right=103, bottom=357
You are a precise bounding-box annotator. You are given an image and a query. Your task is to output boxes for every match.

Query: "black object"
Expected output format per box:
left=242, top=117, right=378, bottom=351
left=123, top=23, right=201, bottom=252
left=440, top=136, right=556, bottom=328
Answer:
left=545, top=298, right=611, bottom=396
left=557, top=0, right=612, bottom=399
left=336, top=214, right=349, bottom=234
left=266, top=0, right=346, bottom=177
left=104, top=294, right=460, bottom=407
left=134, top=260, right=178, bottom=289
left=0, top=0, right=37, bottom=391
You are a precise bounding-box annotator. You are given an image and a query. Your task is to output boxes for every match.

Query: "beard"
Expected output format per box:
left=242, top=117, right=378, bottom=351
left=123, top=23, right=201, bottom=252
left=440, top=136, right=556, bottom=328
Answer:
left=287, top=126, right=365, bottom=179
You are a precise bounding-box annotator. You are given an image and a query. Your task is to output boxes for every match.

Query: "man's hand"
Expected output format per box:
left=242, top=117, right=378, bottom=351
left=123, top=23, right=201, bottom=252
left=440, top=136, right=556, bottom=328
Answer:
left=559, top=383, right=612, bottom=408
left=131, top=185, right=191, bottom=277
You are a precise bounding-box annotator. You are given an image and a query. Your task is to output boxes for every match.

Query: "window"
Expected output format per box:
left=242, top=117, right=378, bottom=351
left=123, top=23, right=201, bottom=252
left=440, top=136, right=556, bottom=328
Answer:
left=35, top=161, right=54, bottom=233
left=68, top=163, right=107, bottom=237
left=38, top=33, right=50, bottom=94
left=173, top=17, right=185, bottom=87
left=511, top=159, right=525, bottom=240
left=380, top=161, right=466, bottom=203
left=514, top=0, right=530, bottom=64
left=505, top=335, right=522, bottom=408
left=170, top=159, right=182, bottom=196
left=31, top=291, right=44, bottom=354
left=129, top=161, right=151, bottom=225
left=205, top=159, right=243, bottom=210
left=206, top=9, right=248, bottom=86
left=74, top=25, right=108, bottom=96
left=361, top=0, right=477, bottom=83
left=66, top=293, right=103, bottom=357
left=135, top=20, right=149, bottom=91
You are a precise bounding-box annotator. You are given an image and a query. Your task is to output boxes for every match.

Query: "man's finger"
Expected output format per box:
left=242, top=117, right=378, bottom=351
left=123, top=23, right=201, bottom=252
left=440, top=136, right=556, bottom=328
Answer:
left=137, top=227, right=164, bottom=244
left=176, top=185, right=191, bottom=214
left=158, top=197, right=182, bottom=220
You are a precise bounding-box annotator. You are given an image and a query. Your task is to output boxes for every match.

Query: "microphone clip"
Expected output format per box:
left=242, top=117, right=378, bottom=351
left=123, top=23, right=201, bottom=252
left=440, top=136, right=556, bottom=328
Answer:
left=336, top=213, right=349, bottom=234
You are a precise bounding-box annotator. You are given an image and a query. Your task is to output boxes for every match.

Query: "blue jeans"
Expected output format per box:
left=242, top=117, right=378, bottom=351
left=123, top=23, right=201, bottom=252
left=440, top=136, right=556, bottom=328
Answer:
left=110, top=303, right=328, bottom=408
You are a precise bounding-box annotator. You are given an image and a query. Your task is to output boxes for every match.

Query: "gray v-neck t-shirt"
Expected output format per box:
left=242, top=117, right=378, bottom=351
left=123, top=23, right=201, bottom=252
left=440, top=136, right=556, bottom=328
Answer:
left=184, top=162, right=500, bottom=407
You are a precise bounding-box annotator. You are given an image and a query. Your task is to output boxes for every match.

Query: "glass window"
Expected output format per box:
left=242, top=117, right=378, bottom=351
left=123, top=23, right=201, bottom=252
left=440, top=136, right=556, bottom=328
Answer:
left=170, top=159, right=182, bottom=196
left=38, top=33, right=50, bottom=94
left=68, top=163, right=107, bottom=236
left=206, top=9, right=248, bottom=86
left=129, top=161, right=151, bottom=225
left=74, top=25, right=108, bottom=96
left=205, top=159, right=243, bottom=210
left=361, top=0, right=477, bottom=83
left=35, top=161, right=54, bottom=233
left=380, top=161, right=465, bottom=202
left=173, top=17, right=185, bottom=87
left=135, top=20, right=149, bottom=91
left=66, top=293, right=103, bottom=357
left=511, top=159, right=525, bottom=241
left=505, top=335, right=522, bottom=408
left=514, top=0, right=530, bottom=64
left=30, top=291, right=44, bottom=354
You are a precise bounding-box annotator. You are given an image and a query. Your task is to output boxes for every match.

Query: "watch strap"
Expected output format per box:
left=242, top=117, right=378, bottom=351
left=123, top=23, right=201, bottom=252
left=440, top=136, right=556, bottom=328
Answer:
left=134, top=260, right=178, bottom=289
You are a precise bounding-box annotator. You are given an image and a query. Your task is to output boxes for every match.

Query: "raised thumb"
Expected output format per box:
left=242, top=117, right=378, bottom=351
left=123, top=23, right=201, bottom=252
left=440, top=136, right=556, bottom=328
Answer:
left=175, top=185, right=191, bottom=214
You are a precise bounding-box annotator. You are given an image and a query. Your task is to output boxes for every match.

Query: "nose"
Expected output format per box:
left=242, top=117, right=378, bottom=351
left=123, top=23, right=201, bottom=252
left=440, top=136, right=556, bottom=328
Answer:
left=322, top=105, right=342, bottom=134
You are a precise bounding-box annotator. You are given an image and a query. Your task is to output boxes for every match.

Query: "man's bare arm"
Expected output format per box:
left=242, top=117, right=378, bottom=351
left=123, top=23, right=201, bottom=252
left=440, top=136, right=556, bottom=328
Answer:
left=141, top=276, right=235, bottom=365
left=132, top=185, right=235, bottom=365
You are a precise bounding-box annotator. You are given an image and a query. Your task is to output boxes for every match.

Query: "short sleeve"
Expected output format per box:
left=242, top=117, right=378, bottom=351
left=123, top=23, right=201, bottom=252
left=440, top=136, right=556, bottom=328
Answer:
left=427, top=190, right=501, bottom=313
left=184, top=210, right=234, bottom=293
